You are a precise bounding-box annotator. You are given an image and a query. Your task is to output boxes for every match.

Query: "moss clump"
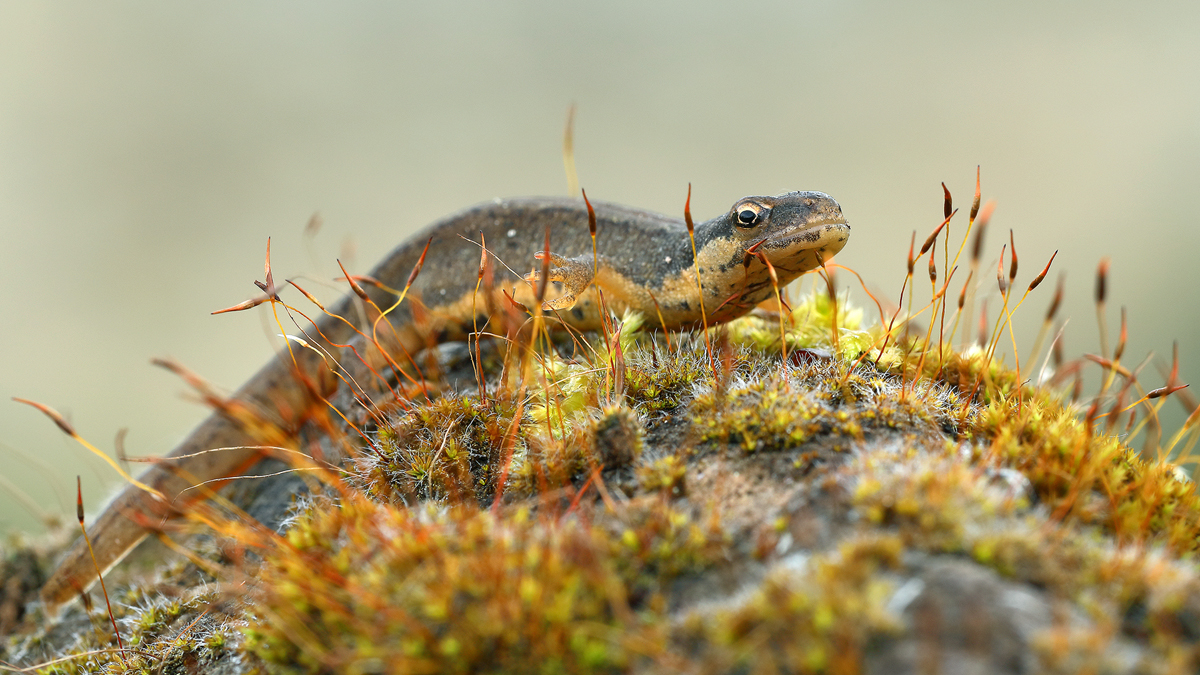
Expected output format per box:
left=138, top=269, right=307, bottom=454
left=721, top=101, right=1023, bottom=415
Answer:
left=974, top=384, right=1200, bottom=554
left=691, top=358, right=960, bottom=455
left=2, top=554, right=238, bottom=674
left=694, top=375, right=833, bottom=453
left=724, top=289, right=871, bottom=362
left=636, top=455, right=687, bottom=497
left=0, top=543, right=46, bottom=637
left=591, top=405, right=644, bottom=469
left=355, top=393, right=522, bottom=506
left=623, top=339, right=713, bottom=413
left=677, top=535, right=904, bottom=674
left=242, top=495, right=728, bottom=674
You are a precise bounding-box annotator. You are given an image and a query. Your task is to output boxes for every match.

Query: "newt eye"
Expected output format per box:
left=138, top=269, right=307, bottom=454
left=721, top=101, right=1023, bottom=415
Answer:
left=734, top=202, right=764, bottom=228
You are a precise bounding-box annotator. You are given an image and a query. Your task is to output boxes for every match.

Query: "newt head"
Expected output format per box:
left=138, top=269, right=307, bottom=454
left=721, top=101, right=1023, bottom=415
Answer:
left=730, top=191, right=850, bottom=273
left=682, top=190, right=851, bottom=325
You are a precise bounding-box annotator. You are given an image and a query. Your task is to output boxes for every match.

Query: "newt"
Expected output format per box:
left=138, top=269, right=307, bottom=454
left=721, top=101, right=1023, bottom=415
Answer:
left=39, top=190, right=849, bottom=613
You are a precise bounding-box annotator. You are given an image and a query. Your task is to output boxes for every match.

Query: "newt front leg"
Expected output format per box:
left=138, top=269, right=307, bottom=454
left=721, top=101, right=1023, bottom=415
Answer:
left=525, top=252, right=596, bottom=311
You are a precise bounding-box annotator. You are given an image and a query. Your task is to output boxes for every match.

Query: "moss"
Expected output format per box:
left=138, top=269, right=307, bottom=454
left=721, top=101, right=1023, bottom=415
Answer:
left=4, top=567, right=239, bottom=674
left=0, top=542, right=47, bottom=637
left=590, top=406, right=644, bottom=470
left=931, top=346, right=1200, bottom=554
left=242, top=495, right=728, bottom=674
left=636, top=455, right=687, bottom=497
left=691, top=358, right=960, bottom=455
left=677, top=535, right=904, bottom=674
left=622, top=339, right=713, bottom=413
left=15, top=288, right=1200, bottom=672
left=12, top=188, right=1200, bottom=673
left=354, top=393, right=523, bottom=507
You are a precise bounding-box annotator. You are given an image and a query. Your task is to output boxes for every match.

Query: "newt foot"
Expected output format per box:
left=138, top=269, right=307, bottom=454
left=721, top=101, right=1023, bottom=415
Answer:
left=525, top=252, right=596, bottom=310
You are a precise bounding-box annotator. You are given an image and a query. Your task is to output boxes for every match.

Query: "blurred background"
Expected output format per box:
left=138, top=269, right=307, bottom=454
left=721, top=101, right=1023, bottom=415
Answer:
left=2, top=1, right=1198, bottom=535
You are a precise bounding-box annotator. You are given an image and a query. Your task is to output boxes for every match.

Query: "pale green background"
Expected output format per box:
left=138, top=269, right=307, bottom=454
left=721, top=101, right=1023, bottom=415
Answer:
left=2, top=1, right=1198, bottom=534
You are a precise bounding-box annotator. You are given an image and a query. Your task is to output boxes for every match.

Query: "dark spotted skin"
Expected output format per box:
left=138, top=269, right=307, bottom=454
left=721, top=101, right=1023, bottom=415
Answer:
left=40, top=191, right=849, bottom=613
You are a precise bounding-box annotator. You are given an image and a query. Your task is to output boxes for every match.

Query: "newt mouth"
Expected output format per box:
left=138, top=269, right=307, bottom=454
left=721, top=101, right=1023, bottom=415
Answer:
left=756, top=217, right=851, bottom=254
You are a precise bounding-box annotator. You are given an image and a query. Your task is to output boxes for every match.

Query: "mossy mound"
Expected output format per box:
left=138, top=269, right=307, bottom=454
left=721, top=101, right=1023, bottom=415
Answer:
left=5, top=290, right=1200, bottom=674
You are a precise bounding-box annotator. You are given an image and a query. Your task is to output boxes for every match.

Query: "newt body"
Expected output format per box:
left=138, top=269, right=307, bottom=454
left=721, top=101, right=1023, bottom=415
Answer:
left=40, top=191, right=848, bottom=612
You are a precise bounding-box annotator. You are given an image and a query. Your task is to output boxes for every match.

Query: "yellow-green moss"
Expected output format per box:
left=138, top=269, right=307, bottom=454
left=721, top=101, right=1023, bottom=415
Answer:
left=5, top=569, right=234, bottom=674
left=242, top=495, right=729, bottom=674
left=677, top=535, right=904, bottom=674
left=357, top=394, right=522, bottom=506
left=636, top=455, right=687, bottom=497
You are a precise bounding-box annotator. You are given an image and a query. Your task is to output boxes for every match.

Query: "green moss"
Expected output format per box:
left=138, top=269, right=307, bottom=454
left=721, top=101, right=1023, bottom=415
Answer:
left=691, top=359, right=959, bottom=455
left=590, top=405, right=644, bottom=469
left=6, top=576, right=236, bottom=674
left=678, top=535, right=904, bottom=674
left=723, top=289, right=869, bottom=361
left=623, top=339, right=712, bottom=413
left=636, top=455, right=687, bottom=497
left=242, top=496, right=728, bottom=674
left=356, top=393, right=523, bottom=506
